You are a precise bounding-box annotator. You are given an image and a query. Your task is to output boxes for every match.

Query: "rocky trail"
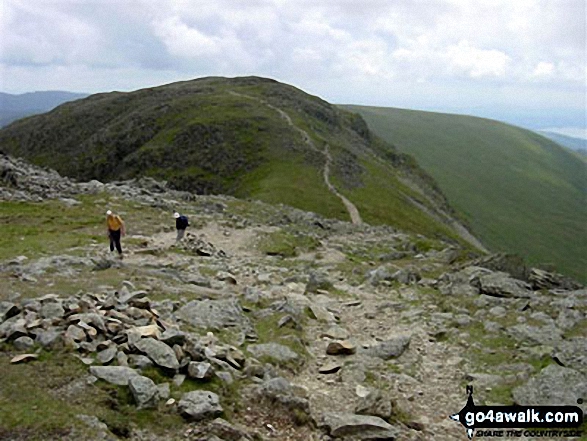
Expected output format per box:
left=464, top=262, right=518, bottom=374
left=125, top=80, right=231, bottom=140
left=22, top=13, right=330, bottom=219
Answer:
left=0, top=153, right=586, bottom=441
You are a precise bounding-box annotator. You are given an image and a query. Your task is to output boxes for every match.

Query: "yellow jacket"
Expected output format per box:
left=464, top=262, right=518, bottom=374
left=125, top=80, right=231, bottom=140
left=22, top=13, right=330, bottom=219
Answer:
left=107, top=214, right=124, bottom=232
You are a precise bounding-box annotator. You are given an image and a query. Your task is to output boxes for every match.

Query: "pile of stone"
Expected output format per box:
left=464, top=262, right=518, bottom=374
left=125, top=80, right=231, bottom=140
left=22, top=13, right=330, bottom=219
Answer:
left=179, top=234, right=228, bottom=258
left=0, top=152, right=76, bottom=201
left=0, top=282, right=269, bottom=422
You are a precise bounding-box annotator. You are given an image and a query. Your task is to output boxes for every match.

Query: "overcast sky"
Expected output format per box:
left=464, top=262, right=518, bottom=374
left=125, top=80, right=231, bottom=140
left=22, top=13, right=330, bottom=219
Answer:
left=1, top=0, right=585, bottom=135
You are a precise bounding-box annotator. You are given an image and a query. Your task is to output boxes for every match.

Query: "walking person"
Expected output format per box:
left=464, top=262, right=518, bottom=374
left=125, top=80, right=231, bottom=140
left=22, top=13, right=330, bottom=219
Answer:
left=106, top=210, right=126, bottom=259
left=174, top=211, right=189, bottom=241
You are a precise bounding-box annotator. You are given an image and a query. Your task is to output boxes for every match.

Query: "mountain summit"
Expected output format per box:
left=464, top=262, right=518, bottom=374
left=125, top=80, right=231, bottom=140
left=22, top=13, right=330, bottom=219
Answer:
left=0, top=76, right=481, bottom=248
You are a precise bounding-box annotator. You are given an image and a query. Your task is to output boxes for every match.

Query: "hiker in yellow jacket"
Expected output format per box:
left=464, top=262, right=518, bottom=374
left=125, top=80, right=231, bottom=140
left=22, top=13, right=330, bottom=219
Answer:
left=106, top=210, right=126, bottom=259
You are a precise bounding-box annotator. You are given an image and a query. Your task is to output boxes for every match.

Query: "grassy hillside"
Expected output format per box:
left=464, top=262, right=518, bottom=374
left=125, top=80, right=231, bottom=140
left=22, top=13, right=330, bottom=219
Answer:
left=346, top=105, right=586, bottom=281
left=0, top=77, right=471, bottom=245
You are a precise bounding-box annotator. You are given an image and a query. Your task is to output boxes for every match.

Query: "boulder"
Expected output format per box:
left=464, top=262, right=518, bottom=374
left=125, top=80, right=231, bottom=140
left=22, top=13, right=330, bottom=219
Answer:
left=475, top=272, right=533, bottom=298
left=13, top=336, right=34, bottom=350
left=247, top=343, right=301, bottom=366
left=320, top=412, right=400, bottom=440
left=326, top=340, right=356, bottom=356
left=0, top=301, right=20, bottom=322
left=512, top=364, right=587, bottom=415
left=129, top=375, right=158, bottom=409
left=366, top=335, right=411, bottom=360
left=258, top=377, right=310, bottom=413
left=178, top=391, right=223, bottom=421
left=355, top=389, right=393, bottom=420
left=89, top=366, right=139, bottom=386
left=188, top=362, right=215, bottom=380
left=135, top=337, right=179, bottom=370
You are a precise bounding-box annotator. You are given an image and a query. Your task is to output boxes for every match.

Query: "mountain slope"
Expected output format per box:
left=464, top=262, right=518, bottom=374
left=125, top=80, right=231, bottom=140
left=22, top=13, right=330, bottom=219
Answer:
left=345, top=105, right=587, bottom=281
left=0, top=77, right=479, bottom=247
left=0, top=91, right=87, bottom=127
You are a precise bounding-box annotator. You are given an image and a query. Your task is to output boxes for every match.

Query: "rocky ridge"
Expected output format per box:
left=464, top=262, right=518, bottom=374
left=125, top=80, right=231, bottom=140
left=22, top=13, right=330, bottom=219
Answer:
left=1, top=153, right=585, bottom=440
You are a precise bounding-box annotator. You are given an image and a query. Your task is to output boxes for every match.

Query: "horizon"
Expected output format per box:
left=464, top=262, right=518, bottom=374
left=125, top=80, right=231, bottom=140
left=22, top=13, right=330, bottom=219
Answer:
left=1, top=77, right=585, bottom=140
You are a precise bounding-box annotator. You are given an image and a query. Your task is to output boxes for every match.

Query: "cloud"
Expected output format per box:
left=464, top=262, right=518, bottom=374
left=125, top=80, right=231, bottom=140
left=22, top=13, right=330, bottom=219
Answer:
left=446, top=41, right=510, bottom=78
left=0, top=0, right=584, bottom=131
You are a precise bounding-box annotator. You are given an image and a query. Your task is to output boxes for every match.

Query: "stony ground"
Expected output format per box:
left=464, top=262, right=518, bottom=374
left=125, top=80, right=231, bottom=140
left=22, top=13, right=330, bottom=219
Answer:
left=0, top=153, right=585, bottom=441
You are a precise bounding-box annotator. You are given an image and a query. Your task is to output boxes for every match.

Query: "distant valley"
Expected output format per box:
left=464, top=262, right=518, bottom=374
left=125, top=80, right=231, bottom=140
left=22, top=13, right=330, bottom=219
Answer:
left=0, top=91, right=87, bottom=127
left=346, top=105, right=586, bottom=282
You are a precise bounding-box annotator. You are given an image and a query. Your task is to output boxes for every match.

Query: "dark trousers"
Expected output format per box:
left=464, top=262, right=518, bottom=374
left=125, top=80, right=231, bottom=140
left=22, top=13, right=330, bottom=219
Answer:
left=109, top=229, right=122, bottom=254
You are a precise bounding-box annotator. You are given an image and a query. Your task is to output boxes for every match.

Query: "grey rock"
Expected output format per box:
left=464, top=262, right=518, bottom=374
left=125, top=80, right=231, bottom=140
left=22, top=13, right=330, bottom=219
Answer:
left=247, top=343, right=301, bottom=366
left=207, top=418, right=252, bottom=441
left=321, top=326, right=350, bottom=340
left=89, top=366, right=139, bottom=386
left=355, top=389, right=393, bottom=420
left=0, top=316, right=27, bottom=340
left=97, top=346, right=117, bottom=364
left=320, top=412, right=400, bottom=440
left=215, top=371, right=233, bottom=385
left=160, top=328, right=186, bottom=346
left=188, top=362, right=215, bottom=380
left=326, top=340, right=356, bottom=356
left=129, top=375, right=158, bottom=409
left=116, top=351, right=129, bottom=367
left=39, top=302, right=65, bottom=319
left=178, top=391, right=223, bottom=421
left=0, top=301, right=20, bottom=322
left=157, top=382, right=171, bottom=400
left=119, top=289, right=148, bottom=304
left=507, top=324, right=562, bottom=347
left=65, top=324, right=87, bottom=342
left=475, top=272, right=533, bottom=298
left=128, top=354, right=154, bottom=370
left=306, top=271, right=332, bottom=293
left=258, top=377, right=309, bottom=413
left=366, top=335, right=411, bottom=360
left=177, top=299, right=254, bottom=334
left=489, top=306, right=507, bottom=317
left=553, top=338, right=587, bottom=373
left=13, top=336, right=34, bottom=350
left=35, top=329, right=62, bottom=348
left=513, top=364, right=587, bottom=415
left=556, top=309, right=584, bottom=331
left=135, top=337, right=179, bottom=370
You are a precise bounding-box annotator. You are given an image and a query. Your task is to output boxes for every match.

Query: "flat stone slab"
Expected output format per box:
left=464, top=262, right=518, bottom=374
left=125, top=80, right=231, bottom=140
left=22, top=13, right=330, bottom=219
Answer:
left=365, top=335, right=411, bottom=360
left=177, top=299, right=254, bottom=334
left=320, top=412, right=400, bottom=440
left=89, top=366, right=140, bottom=386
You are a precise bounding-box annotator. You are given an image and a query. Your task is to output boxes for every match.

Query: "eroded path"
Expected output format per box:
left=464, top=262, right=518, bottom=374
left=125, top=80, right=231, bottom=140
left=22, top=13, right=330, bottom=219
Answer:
left=229, top=91, right=362, bottom=225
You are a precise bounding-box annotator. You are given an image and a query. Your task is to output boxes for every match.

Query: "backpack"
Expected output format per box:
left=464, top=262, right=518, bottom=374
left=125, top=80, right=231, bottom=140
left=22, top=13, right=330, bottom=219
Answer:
left=179, top=215, right=190, bottom=228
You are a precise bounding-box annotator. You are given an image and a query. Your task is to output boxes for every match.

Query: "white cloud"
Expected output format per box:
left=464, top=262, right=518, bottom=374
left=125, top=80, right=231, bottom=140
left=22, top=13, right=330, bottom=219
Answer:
left=532, top=61, right=555, bottom=78
left=0, top=0, right=584, bottom=131
left=446, top=41, right=511, bottom=78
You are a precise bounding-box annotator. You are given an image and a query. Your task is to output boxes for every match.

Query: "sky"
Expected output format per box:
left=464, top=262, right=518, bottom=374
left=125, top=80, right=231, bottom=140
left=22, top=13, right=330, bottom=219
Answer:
left=1, top=0, right=585, bottom=136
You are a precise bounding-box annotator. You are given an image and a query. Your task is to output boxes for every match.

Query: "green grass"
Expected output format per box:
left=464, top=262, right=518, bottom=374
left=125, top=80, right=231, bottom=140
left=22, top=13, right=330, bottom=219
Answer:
left=0, top=350, right=184, bottom=439
left=257, top=229, right=320, bottom=258
left=347, top=105, right=587, bottom=282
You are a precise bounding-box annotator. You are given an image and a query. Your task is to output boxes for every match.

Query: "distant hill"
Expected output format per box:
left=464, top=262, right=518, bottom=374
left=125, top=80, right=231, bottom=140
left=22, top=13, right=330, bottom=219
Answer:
left=0, top=91, right=87, bottom=127
left=537, top=131, right=587, bottom=155
left=346, top=105, right=587, bottom=282
left=0, top=77, right=481, bottom=248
